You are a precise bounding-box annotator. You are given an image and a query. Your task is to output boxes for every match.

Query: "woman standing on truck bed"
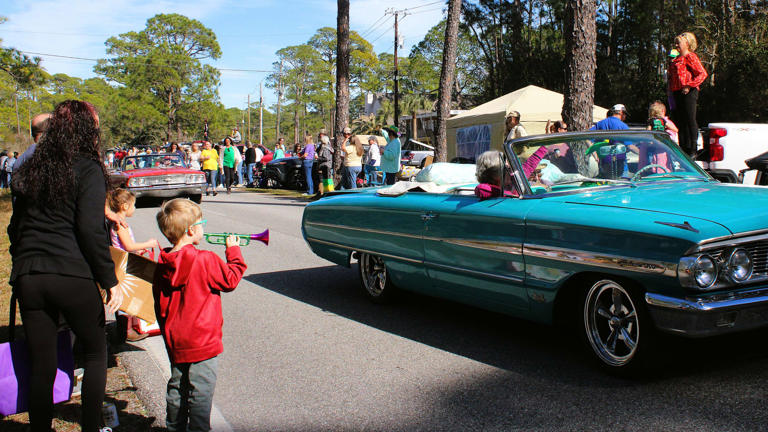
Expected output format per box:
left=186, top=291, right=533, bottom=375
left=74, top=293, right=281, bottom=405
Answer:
left=668, top=31, right=708, bottom=157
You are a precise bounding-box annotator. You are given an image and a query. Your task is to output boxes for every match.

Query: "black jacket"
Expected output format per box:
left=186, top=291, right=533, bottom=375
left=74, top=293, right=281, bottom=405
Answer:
left=9, top=157, right=118, bottom=289
left=245, top=147, right=257, bottom=164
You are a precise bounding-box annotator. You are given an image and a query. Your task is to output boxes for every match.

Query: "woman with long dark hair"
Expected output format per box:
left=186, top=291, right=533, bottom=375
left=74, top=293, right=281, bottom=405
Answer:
left=9, top=100, right=122, bottom=432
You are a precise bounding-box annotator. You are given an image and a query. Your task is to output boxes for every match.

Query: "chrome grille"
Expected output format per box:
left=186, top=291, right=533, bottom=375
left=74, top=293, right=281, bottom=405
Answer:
left=159, top=174, right=186, bottom=184
left=745, top=242, right=768, bottom=276
left=708, top=241, right=768, bottom=279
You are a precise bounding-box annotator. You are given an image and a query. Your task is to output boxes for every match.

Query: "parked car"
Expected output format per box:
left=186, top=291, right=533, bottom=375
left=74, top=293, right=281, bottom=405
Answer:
left=400, top=139, right=435, bottom=168
left=110, top=153, right=206, bottom=203
left=302, top=130, right=768, bottom=374
left=263, top=156, right=318, bottom=190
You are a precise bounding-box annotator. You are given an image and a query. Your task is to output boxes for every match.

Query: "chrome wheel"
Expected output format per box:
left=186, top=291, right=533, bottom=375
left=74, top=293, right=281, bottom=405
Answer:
left=358, top=253, right=390, bottom=301
left=584, top=280, right=640, bottom=367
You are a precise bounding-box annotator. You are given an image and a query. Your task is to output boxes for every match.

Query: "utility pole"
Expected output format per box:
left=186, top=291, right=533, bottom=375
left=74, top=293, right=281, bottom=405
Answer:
left=259, top=81, right=264, bottom=146
left=386, top=8, right=408, bottom=128
left=247, top=94, right=251, bottom=142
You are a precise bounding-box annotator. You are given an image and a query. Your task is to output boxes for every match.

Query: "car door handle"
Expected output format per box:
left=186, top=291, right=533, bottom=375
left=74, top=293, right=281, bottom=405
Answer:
left=420, top=213, right=438, bottom=221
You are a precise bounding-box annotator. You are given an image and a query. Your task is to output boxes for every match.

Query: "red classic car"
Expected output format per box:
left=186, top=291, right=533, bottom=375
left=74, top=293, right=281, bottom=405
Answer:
left=109, top=153, right=206, bottom=203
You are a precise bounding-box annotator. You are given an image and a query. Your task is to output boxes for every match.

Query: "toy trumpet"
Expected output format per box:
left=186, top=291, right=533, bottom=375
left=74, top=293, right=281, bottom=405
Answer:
left=204, top=229, right=269, bottom=246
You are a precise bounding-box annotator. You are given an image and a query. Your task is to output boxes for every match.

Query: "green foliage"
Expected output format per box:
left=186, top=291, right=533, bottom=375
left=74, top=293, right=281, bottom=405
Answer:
left=95, top=13, right=222, bottom=141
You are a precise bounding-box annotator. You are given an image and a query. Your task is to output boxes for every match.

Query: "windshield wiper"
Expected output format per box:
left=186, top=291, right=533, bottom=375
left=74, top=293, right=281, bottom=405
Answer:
left=631, top=173, right=704, bottom=182
left=552, top=177, right=637, bottom=188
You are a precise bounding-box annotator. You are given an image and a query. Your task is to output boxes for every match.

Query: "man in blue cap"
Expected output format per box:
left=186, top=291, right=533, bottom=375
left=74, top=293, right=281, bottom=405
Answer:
left=590, top=104, right=629, bottom=130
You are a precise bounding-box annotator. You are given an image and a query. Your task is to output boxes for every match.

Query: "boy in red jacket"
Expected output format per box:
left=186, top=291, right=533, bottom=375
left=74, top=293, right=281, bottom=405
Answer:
left=153, top=198, right=246, bottom=432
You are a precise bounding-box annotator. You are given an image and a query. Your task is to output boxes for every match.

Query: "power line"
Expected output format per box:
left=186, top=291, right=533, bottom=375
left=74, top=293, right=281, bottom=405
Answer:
left=19, top=51, right=272, bottom=73
left=368, top=23, right=394, bottom=45
left=357, top=13, right=388, bottom=37
left=406, top=1, right=444, bottom=11
left=361, top=15, right=393, bottom=39
left=408, top=7, right=446, bottom=16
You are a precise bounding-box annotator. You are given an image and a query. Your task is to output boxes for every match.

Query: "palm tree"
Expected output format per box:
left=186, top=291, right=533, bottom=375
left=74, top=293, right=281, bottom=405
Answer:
left=375, top=100, right=394, bottom=127
left=400, top=94, right=435, bottom=142
left=351, top=114, right=378, bottom=136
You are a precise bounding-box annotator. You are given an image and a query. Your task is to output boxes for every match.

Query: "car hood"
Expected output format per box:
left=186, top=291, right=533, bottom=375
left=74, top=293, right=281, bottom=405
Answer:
left=556, top=181, right=768, bottom=235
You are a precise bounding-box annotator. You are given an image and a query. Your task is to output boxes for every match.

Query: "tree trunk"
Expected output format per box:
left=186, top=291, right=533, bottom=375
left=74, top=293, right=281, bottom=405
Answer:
left=561, top=0, right=597, bottom=175
left=334, top=0, right=351, bottom=183
left=276, top=59, right=283, bottom=139
left=435, top=0, right=462, bottom=162
left=14, top=90, right=21, bottom=135
left=293, top=108, right=299, bottom=145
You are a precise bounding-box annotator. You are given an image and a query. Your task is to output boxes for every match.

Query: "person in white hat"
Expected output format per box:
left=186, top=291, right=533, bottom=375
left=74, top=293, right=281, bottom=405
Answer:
left=590, top=104, right=630, bottom=130
left=505, top=110, right=527, bottom=141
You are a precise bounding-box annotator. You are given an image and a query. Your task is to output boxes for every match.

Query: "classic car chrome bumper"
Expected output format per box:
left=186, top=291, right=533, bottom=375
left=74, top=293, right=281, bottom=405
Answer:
left=645, top=287, right=768, bottom=337
left=129, top=184, right=205, bottom=198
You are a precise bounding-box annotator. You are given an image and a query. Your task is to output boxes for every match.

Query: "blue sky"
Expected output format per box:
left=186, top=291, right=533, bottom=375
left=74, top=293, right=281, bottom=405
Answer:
left=2, top=0, right=446, bottom=109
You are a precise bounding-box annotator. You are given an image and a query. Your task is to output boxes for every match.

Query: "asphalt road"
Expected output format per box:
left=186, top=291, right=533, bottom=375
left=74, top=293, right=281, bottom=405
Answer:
left=119, top=189, right=768, bottom=432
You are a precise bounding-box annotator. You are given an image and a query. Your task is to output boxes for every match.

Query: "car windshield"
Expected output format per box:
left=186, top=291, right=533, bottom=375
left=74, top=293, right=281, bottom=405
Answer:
left=122, top=154, right=186, bottom=170
left=505, top=131, right=711, bottom=195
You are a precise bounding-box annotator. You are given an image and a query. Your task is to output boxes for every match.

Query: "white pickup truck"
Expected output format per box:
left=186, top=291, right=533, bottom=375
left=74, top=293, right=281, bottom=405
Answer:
left=698, top=123, right=768, bottom=184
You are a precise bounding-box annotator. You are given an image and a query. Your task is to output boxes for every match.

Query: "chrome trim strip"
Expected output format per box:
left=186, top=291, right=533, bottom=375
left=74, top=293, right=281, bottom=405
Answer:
left=305, top=221, right=422, bottom=240
left=524, top=244, right=677, bottom=277
left=306, top=237, right=422, bottom=264
left=424, top=261, right=524, bottom=283
left=307, top=237, right=523, bottom=282
left=424, top=237, right=523, bottom=255
left=645, top=288, right=768, bottom=312
left=687, top=230, right=768, bottom=255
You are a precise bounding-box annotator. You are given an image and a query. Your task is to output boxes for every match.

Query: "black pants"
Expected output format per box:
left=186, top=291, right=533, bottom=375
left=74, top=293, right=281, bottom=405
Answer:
left=672, top=88, right=699, bottom=157
left=223, top=166, right=235, bottom=189
left=385, top=172, right=397, bottom=185
left=15, top=274, right=107, bottom=432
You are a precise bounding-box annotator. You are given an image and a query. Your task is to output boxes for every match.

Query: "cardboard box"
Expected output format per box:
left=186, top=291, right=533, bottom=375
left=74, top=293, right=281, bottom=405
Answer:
left=105, top=247, right=158, bottom=324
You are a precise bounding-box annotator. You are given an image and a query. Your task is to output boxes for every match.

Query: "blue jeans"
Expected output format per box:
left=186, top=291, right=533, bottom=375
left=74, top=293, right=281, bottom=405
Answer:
left=235, top=161, right=243, bottom=185
left=204, top=169, right=218, bottom=191
left=166, top=356, right=218, bottom=432
left=303, top=160, right=314, bottom=194
left=246, top=163, right=256, bottom=185
left=363, top=165, right=380, bottom=185
left=343, top=166, right=362, bottom=189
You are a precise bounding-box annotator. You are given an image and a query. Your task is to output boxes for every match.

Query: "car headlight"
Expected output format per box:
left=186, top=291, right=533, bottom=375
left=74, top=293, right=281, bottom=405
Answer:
left=128, top=177, right=147, bottom=187
left=693, top=255, right=717, bottom=289
left=679, top=254, right=719, bottom=290
left=727, top=248, right=753, bottom=282
left=186, top=174, right=205, bottom=184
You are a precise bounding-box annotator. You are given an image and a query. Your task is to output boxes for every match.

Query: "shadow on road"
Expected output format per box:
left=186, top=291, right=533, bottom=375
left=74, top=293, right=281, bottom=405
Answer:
left=244, top=265, right=768, bottom=430
left=246, top=265, right=768, bottom=380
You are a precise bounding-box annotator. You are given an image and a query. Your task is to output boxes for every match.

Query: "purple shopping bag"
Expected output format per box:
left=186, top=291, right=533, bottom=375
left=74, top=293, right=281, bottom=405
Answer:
left=0, top=294, right=74, bottom=416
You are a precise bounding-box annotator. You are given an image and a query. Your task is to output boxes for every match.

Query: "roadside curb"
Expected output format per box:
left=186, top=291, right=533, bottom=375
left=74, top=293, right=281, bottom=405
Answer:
left=119, top=337, right=234, bottom=432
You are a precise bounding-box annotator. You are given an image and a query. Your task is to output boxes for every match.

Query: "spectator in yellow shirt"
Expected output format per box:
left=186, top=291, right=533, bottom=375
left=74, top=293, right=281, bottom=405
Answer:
left=200, top=141, right=219, bottom=196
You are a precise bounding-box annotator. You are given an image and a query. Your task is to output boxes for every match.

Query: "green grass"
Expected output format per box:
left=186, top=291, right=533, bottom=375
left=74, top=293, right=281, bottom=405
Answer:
left=245, top=187, right=312, bottom=199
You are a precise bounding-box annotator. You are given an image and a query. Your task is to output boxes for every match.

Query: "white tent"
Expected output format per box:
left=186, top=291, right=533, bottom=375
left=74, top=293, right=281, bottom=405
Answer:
left=446, top=85, right=609, bottom=160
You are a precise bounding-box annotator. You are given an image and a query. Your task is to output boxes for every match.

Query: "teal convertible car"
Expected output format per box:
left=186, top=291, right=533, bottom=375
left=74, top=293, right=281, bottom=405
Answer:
left=302, top=131, right=768, bottom=373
